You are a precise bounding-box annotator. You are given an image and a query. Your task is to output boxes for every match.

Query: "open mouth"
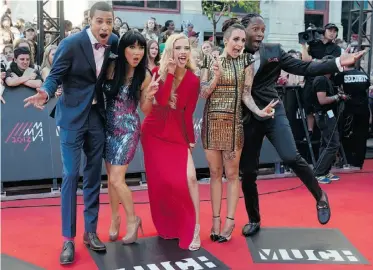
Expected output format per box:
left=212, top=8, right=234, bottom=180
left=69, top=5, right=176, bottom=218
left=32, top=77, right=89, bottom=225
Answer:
left=178, top=56, right=187, bottom=64
left=133, top=57, right=140, bottom=62
left=232, top=48, right=241, bottom=54
left=99, top=33, right=108, bottom=39
left=254, top=40, right=262, bottom=47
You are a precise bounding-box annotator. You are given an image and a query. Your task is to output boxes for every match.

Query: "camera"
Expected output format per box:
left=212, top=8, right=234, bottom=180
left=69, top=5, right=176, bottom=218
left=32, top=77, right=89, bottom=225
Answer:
left=298, top=24, right=324, bottom=44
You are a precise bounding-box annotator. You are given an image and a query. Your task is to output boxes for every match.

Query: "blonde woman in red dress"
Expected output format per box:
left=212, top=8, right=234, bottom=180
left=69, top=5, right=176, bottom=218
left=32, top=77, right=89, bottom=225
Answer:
left=141, top=33, right=201, bottom=251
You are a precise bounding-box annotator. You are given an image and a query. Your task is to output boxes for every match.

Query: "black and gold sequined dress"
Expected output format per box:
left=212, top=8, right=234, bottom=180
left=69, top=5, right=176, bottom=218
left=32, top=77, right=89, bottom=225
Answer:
left=201, top=53, right=253, bottom=152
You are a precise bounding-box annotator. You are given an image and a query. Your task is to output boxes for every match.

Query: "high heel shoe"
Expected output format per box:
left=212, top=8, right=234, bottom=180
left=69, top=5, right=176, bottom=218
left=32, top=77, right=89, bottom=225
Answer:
left=210, top=216, right=221, bottom=242
left=122, top=216, right=144, bottom=245
left=109, top=216, right=121, bottom=241
left=218, top=217, right=235, bottom=243
left=188, top=224, right=201, bottom=251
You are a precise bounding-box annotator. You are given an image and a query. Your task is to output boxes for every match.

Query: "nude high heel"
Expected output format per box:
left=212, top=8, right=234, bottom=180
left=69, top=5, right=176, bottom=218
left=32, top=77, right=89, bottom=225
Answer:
left=189, top=224, right=201, bottom=251
left=122, top=216, right=144, bottom=245
left=109, top=216, right=121, bottom=241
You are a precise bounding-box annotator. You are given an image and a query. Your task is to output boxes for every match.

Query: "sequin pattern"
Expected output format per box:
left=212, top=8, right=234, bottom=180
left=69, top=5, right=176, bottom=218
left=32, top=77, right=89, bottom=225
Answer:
left=201, top=53, right=251, bottom=151
left=104, top=85, right=140, bottom=165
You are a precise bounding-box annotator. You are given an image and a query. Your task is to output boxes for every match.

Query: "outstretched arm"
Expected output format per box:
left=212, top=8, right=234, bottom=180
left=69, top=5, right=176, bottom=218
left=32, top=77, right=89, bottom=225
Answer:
left=42, top=39, right=72, bottom=99
left=279, top=48, right=340, bottom=76
left=242, top=64, right=261, bottom=115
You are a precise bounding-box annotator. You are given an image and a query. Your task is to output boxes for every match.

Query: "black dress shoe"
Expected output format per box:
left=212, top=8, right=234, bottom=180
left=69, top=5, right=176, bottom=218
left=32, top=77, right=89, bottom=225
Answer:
left=60, top=241, right=75, bottom=265
left=83, top=232, right=106, bottom=251
left=317, top=191, right=331, bottom=225
left=242, top=222, right=260, bottom=237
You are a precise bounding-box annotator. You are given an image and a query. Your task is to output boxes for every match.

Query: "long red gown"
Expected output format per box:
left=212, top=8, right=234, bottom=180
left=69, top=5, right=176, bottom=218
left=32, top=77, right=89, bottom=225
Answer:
left=141, top=67, right=199, bottom=249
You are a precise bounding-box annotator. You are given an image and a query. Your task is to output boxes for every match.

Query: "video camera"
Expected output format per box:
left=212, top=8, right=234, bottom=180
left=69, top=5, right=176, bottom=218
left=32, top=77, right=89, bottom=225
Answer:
left=298, top=24, right=324, bottom=44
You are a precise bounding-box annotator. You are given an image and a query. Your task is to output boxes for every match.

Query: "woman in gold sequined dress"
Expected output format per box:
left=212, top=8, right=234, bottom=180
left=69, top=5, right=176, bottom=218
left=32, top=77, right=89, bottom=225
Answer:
left=200, top=19, right=277, bottom=243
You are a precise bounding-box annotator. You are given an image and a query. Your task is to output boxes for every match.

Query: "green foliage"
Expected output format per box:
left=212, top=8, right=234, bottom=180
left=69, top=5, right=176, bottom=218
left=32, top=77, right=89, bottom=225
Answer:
left=202, top=0, right=260, bottom=22
left=201, top=0, right=260, bottom=44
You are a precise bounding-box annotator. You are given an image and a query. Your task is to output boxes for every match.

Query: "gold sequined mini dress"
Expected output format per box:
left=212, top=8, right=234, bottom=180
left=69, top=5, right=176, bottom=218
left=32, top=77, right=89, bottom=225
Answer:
left=201, top=53, right=253, bottom=152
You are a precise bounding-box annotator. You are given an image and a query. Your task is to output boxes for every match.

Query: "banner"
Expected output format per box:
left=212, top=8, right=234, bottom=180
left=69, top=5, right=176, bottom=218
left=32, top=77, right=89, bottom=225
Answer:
left=1, top=87, right=282, bottom=182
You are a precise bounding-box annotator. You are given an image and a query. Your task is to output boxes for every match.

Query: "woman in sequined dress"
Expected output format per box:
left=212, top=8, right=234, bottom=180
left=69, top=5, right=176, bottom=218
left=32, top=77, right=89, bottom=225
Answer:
left=141, top=34, right=201, bottom=251
left=200, top=19, right=277, bottom=243
left=103, top=30, right=156, bottom=244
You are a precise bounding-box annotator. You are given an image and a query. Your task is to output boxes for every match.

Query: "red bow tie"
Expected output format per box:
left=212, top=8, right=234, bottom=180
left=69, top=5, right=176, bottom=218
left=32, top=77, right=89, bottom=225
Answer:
left=94, top=43, right=109, bottom=50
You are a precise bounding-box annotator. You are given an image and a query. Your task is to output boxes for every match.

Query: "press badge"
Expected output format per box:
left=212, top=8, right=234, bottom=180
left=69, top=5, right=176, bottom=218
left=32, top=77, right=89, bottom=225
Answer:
left=327, top=110, right=334, bottom=118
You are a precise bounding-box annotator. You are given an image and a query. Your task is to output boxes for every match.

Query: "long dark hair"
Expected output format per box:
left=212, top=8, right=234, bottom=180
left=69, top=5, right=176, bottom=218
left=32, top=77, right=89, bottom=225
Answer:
left=111, top=30, right=147, bottom=103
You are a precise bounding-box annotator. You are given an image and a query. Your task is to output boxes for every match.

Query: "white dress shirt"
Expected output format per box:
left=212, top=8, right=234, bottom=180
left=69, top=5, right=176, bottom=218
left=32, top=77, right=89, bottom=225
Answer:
left=87, top=28, right=106, bottom=104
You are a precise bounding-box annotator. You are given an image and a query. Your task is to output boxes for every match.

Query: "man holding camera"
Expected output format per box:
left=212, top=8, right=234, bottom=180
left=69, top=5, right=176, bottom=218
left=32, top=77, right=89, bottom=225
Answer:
left=301, top=23, right=342, bottom=143
left=311, top=56, right=348, bottom=184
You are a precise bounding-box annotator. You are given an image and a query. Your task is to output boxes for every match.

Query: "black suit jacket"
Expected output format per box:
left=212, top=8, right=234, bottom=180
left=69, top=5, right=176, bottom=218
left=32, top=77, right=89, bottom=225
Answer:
left=49, top=30, right=118, bottom=125
left=243, top=43, right=340, bottom=119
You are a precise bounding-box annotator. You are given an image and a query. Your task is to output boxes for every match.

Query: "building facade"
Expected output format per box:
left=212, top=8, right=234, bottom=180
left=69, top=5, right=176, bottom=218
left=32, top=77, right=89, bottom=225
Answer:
left=5, top=0, right=371, bottom=53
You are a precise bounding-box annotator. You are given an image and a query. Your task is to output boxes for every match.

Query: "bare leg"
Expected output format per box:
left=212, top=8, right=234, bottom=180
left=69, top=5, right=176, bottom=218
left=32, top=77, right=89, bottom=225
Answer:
left=220, top=149, right=242, bottom=239
left=187, top=149, right=200, bottom=251
left=108, top=164, right=138, bottom=239
left=187, top=149, right=199, bottom=224
left=106, top=163, right=121, bottom=237
left=204, top=149, right=224, bottom=236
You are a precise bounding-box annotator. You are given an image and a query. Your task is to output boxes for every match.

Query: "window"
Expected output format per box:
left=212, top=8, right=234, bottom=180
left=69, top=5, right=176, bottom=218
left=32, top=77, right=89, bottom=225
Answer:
left=305, top=0, right=326, bottom=11
left=304, top=0, right=329, bottom=28
left=113, top=0, right=179, bottom=11
left=112, top=1, right=145, bottom=8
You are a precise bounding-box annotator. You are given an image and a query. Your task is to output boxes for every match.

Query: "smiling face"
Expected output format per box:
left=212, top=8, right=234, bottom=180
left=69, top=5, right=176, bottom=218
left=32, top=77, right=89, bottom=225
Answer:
left=224, top=28, right=246, bottom=58
left=89, top=9, right=113, bottom=45
left=125, top=41, right=145, bottom=68
left=173, top=38, right=191, bottom=68
left=202, top=42, right=212, bottom=55
left=245, top=16, right=265, bottom=53
left=16, top=53, right=30, bottom=71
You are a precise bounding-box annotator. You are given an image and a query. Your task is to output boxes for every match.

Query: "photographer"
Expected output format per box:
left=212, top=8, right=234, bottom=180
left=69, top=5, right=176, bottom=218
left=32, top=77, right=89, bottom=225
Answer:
left=312, top=56, right=347, bottom=184
left=335, top=65, right=370, bottom=169
left=301, top=23, right=342, bottom=139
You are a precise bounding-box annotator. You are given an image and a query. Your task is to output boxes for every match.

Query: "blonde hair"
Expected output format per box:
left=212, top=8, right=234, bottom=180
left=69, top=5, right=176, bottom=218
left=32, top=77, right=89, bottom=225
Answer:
left=158, top=33, right=196, bottom=107
left=40, top=45, right=57, bottom=70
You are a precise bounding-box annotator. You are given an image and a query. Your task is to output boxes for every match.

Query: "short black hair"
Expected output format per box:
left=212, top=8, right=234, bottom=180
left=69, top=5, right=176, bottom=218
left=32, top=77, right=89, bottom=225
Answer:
left=14, top=47, right=31, bottom=59
left=241, top=13, right=263, bottom=28
left=89, top=2, right=113, bottom=18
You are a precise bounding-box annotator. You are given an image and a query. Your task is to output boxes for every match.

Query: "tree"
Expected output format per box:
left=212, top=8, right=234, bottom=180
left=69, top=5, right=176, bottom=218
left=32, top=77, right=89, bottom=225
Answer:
left=202, top=0, right=260, bottom=45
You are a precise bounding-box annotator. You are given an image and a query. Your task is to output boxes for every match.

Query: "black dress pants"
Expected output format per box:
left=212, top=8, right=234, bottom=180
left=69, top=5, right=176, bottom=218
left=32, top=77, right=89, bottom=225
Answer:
left=240, top=103, right=323, bottom=223
left=342, top=109, right=370, bottom=168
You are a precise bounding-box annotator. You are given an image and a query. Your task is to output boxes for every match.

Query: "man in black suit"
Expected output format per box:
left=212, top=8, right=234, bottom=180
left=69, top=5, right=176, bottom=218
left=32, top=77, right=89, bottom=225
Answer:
left=239, top=13, right=366, bottom=237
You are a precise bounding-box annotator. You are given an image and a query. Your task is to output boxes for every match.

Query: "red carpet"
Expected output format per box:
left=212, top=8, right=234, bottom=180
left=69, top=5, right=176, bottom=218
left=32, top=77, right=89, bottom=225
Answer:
left=2, top=162, right=373, bottom=270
